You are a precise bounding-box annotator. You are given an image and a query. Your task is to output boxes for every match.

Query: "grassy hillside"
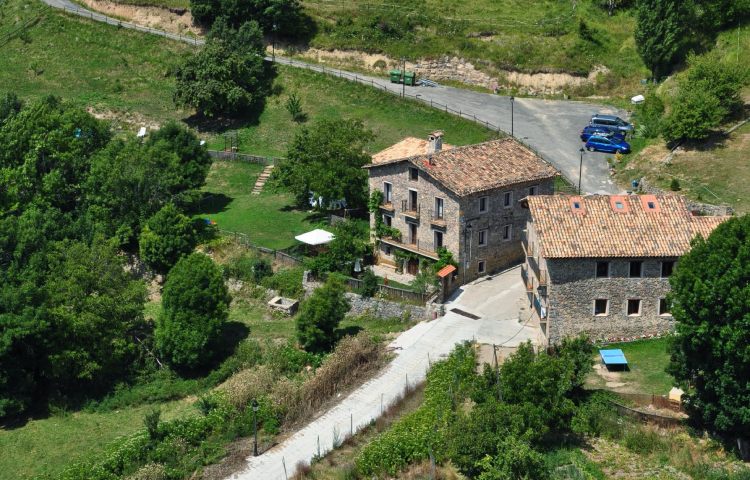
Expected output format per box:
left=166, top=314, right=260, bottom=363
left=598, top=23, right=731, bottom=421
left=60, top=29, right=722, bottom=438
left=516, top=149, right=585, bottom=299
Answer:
left=0, top=0, right=192, bottom=120
left=303, top=0, right=644, bottom=75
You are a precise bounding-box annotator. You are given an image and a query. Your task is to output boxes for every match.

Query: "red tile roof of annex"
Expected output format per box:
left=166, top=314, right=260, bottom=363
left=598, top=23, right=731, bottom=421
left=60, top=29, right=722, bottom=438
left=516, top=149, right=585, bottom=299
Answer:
left=527, top=194, right=729, bottom=258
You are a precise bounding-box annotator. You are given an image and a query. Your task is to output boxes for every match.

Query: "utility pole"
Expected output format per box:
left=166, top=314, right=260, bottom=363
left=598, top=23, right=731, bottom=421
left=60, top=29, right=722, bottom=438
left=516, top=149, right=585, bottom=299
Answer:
left=578, top=148, right=585, bottom=194
left=402, top=57, right=406, bottom=98
left=510, top=96, right=515, bottom=137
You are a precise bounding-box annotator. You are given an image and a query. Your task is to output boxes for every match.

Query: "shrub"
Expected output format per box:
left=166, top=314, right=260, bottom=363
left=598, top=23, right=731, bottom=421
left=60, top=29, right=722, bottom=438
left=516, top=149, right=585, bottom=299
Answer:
left=156, top=253, right=231, bottom=369
left=296, top=276, right=350, bottom=353
left=144, top=408, right=161, bottom=441
left=670, top=178, right=681, bottom=191
left=359, top=268, right=379, bottom=298
left=261, top=267, right=304, bottom=298
left=223, top=253, right=272, bottom=283
left=125, top=463, right=166, bottom=480
left=476, top=436, right=547, bottom=480
left=356, top=343, right=476, bottom=475
left=285, top=92, right=306, bottom=122
left=139, top=203, right=198, bottom=275
left=215, top=365, right=276, bottom=410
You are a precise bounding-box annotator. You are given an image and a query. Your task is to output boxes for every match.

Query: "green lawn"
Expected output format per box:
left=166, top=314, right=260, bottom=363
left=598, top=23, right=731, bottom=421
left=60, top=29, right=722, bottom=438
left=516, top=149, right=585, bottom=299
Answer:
left=587, top=337, right=674, bottom=395
left=196, top=160, right=323, bottom=249
left=207, top=65, right=498, bottom=157
left=0, top=0, right=192, bottom=121
left=0, top=399, right=195, bottom=480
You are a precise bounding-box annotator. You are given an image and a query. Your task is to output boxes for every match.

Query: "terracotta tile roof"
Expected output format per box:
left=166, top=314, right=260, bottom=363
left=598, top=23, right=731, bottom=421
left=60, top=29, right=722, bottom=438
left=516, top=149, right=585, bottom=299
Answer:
left=436, top=264, right=457, bottom=278
left=365, top=138, right=558, bottom=196
left=371, top=137, right=454, bottom=163
left=527, top=194, right=729, bottom=258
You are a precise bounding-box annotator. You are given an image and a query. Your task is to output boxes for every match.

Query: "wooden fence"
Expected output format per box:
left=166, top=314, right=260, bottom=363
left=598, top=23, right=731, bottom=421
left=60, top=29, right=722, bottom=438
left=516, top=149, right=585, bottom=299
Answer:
left=208, top=150, right=282, bottom=166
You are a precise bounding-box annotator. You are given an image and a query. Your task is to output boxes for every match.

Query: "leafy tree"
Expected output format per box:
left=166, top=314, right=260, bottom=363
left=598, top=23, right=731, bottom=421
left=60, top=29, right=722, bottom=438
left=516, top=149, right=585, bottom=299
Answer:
left=307, top=219, right=370, bottom=275
left=634, top=0, right=692, bottom=80
left=0, top=239, right=147, bottom=416
left=697, top=0, right=750, bottom=31
left=552, top=335, right=595, bottom=392
left=476, top=436, right=547, bottom=480
left=190, top=0, right=309, bottom=38
left=296, top=276, right=350, bottom=353
left=662, top=84, right=724, bottom=142
left=275, top=119, right=374, bottom=209
left=667, top=215, right=750, bottom=442
left=156, top=253, right=231, bottom=369
left=145, top=120, right=212, bottom=194
left=139, top=203, right=198, bottom=274
left=174, top=21, right=272, bottom=118
left=682, top=52, right=745, bottom=115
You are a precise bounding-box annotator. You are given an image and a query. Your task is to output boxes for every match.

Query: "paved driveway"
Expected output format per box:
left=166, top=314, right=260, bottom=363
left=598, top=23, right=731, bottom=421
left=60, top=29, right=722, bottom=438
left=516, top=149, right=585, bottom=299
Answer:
left=227, top=267, right=534, bottom=480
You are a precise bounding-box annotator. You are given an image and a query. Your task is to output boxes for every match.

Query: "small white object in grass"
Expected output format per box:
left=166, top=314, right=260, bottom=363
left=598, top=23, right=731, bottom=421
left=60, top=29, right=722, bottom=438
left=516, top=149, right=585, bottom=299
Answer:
left=200, top=140, right=206, bottom=146
left=631, top=94, right=645, bottom=105
left=136, top=126, right=147, bottom=138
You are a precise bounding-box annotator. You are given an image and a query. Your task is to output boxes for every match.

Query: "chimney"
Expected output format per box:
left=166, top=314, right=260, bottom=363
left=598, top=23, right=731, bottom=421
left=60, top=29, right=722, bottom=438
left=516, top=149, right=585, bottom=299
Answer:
left=428, top=130, right=444, bottom=153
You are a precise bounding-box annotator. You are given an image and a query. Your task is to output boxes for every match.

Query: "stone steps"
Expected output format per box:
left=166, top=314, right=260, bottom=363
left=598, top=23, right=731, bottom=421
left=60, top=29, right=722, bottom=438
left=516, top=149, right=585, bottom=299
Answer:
left=252, top=165, right=275, bottom=195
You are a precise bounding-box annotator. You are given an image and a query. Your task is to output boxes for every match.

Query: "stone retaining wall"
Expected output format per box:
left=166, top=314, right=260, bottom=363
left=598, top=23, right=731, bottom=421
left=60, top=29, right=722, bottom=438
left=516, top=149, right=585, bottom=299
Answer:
left=639, top=178, right=734, bottom=216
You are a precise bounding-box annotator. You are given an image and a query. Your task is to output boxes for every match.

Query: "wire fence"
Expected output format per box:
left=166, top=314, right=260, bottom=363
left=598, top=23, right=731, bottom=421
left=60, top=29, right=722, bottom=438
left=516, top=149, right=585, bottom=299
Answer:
left=218, top=229, right=304, bottom=267
left=53, top=3, right=204, bottom=45
left=208, top=150, right=281, bottom=166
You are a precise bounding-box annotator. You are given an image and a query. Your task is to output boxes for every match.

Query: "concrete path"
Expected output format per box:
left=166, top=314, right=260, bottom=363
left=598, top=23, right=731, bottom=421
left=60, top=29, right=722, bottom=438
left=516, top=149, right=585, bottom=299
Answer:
left=40, top=0, right=625, bottom=194
left=228, top=267, right=535, bottom=480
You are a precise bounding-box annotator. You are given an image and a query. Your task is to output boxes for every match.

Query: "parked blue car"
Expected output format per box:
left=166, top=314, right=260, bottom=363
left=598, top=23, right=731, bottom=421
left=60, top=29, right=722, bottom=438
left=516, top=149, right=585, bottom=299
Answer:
left=580, top=125, right=625, bottom=142
left=585, top=135, right=631, bottom=154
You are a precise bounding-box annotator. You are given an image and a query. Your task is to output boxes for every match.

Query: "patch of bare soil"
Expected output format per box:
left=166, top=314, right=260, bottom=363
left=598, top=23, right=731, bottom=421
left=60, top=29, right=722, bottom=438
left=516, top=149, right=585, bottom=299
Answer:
left=86, top=107, right=161, bottom=131
left=591, top=363, right=635, bottom=393
left=77, top=0, right=203, bottom=36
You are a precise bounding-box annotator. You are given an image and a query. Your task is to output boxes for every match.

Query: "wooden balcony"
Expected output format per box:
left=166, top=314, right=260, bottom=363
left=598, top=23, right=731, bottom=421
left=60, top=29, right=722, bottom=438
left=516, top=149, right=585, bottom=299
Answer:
left=379, top=201, right=395, bottom=212
left=401, top=200, right=421, bottom=219
left=380, top=236, right=440, bottom=260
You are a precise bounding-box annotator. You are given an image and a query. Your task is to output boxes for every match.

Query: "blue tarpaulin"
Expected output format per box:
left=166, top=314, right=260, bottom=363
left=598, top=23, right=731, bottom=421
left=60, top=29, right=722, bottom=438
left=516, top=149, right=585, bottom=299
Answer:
left=599, top=349, right=628, bottom=366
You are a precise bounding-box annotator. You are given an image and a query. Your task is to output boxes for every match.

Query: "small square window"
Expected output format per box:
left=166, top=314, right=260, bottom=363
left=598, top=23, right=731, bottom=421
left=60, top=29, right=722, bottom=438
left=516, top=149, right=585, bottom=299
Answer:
left=479, top=196, right=488, bottom=213
left=502, top=224, right=512, bottom=241
left=627, top=299, right=641, bottom=316
left=629, top=261, right=643, bottom=278
left=409, top=168, right=419, bottom=181
left=503, top=191, right=513, bottom=208
left=478, top=260, right=486, bottom=274
left=528, top=186, right=537, bottom=196
left=659, top=298, right=671, bottom=316
left=595, top=261, right=610, bottom=278
left=647, top=201, right=656, bottom=209
left=573, top=201, right=581, bottom=209
left=615, top=201, right=624, bottom=209
left=661, top=261, right=675, bottom=277
left=478, top=229, right=488, bottom=246
left=594, top=299, right=608, bottom=316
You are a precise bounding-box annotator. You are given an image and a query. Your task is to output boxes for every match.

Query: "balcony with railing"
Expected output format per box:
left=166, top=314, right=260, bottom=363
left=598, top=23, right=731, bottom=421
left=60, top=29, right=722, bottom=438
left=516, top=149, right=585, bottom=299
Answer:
left=379, top=200, right=395, bottom=212
left=380, top=235, right=440, bottom=260
left=428, top=208, right=447, bottom=227
left=401, top=200, right=421, bottom=219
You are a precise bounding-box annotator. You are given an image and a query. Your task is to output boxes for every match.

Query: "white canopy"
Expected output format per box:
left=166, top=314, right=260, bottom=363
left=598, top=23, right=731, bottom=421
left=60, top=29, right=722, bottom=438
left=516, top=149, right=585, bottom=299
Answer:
left=294, top=229, right=335, bottom=246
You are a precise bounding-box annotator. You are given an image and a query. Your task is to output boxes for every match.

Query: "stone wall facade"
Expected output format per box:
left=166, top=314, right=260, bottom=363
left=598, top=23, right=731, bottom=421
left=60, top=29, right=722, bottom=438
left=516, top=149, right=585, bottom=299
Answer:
left=459, top=179, right=554, bottom=283
left=543, top=257, right=676, bottom=345
left=368, top=161, right=554, bottom=284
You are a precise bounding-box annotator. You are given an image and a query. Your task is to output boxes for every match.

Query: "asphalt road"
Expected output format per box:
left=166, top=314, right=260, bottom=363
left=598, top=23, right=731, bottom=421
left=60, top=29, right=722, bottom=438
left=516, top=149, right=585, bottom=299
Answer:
left=229, top=267, right=535, bottom=480
left=41, top=0, right=625, bottom=194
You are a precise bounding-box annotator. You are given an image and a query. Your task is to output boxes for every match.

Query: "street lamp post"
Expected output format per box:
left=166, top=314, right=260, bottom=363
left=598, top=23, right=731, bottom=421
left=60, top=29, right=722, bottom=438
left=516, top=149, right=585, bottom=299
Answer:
left=578, top=148, right=585, bottom=194
left=252, top=399, right=259, bottom=456
left=509, top=96, right=515, bottom=137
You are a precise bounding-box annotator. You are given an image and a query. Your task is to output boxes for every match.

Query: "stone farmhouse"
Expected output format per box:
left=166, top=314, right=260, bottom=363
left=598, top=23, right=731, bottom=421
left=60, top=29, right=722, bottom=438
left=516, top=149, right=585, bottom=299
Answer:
left=364, top=131, right=558, bottom=286
left=521, top=194, right=729, bottom=346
